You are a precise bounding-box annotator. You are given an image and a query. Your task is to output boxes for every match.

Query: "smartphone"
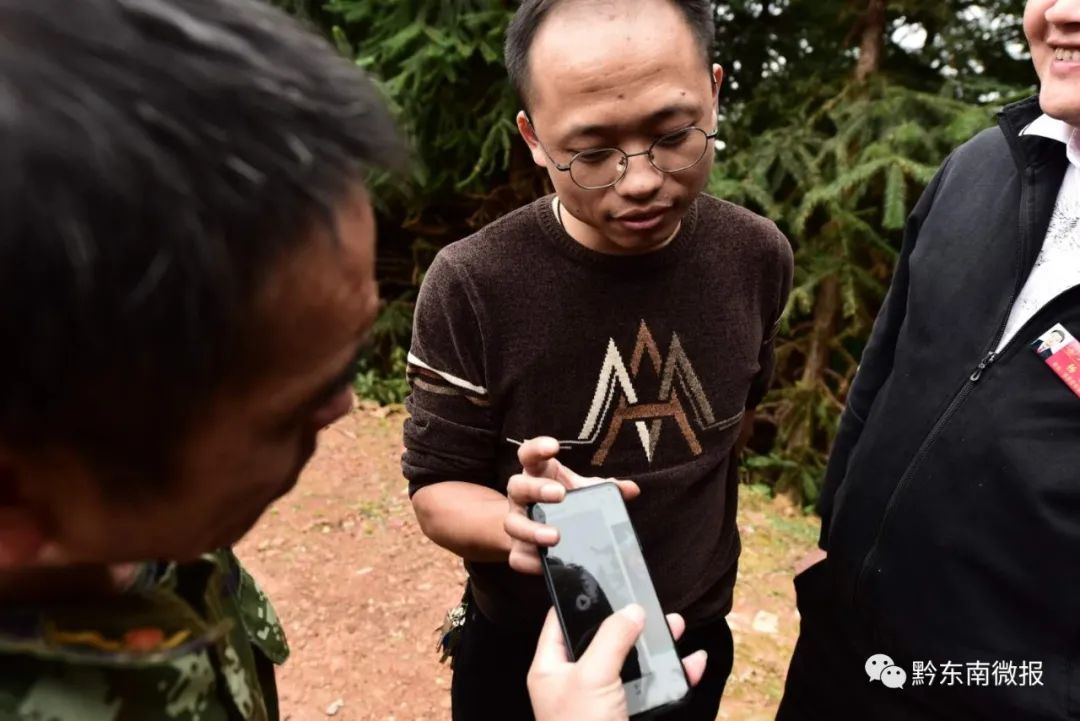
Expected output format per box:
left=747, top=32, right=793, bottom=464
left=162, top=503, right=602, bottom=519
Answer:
left=529, top=482, right=690, bottom=717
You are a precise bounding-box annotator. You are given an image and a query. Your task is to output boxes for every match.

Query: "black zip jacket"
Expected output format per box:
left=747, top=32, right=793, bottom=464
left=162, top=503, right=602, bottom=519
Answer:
left=817, top=95, right=1080, bottom=719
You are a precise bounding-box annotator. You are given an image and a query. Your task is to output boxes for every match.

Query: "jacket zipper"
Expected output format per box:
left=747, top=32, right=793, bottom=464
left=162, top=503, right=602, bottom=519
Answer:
left=969, top=350, right=999, bottom=382
left=851, top=277, right=1080, bottom=603
left=852, top=172, right=1034, bottom=603
left=851, top=349, right=1000, bottom=603
left=849, top=158, right=1080, bottom=606
left=851, top=161, right=1050, bottom=604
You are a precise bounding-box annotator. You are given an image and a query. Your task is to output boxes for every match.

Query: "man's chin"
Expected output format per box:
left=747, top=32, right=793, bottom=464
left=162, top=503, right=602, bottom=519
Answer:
left=1039, top=88, right=1080, bottom=127
left=609, top=227, right=678, bottom=254
left=189, top=447, right=312, bottom=552
left=214, top=488, right=294, bottom=550
left=214, top=509, right=269, bottom=549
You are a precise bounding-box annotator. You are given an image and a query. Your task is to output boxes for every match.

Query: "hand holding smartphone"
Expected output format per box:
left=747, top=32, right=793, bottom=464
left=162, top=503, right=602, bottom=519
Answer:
left=505, top=436, right=641, bottom=575
left=529, top=482, right=692, bottom=717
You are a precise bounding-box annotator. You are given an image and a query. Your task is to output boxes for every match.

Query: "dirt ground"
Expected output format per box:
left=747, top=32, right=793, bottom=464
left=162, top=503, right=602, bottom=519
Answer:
left=236, top=404, right=818, bottom=721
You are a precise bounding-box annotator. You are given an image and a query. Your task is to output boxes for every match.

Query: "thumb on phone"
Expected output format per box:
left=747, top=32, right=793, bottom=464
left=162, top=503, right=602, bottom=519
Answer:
left=577, top=604, right=646, bottom=680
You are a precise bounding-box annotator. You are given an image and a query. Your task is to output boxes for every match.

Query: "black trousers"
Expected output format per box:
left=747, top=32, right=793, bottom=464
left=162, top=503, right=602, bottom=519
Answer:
left=776, top=561, right=958, bottom=721
left=451, top=604, right=733, bottom=721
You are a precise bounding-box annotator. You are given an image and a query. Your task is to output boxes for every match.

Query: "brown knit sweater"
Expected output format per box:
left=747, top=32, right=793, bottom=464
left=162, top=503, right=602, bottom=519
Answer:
left=403, top=193, right=793, bottom=629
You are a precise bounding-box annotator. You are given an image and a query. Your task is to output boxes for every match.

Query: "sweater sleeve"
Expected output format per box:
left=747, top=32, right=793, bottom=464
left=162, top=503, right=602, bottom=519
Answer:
left=402, top=251, right=497, bottom=496
left=746, top=225, right=795, bottom=410
left=816, top=152, right=954, bottom=548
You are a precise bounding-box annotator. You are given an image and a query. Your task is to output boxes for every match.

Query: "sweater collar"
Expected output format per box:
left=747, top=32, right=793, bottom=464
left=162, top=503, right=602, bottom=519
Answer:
left=535, top=194, right=699, bottom=273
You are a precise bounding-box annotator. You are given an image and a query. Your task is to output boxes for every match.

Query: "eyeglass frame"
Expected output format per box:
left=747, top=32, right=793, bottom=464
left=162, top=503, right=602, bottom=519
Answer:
left=525, top=114, right=721, bottom=190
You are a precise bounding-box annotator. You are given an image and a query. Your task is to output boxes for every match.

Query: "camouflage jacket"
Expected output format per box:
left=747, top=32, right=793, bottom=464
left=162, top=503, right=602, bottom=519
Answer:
left=0, top=550, right=289, bottom=721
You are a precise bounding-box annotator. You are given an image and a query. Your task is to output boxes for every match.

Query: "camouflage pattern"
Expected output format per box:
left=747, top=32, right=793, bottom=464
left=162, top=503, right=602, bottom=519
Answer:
left=0, top=550, right=288, bottom=721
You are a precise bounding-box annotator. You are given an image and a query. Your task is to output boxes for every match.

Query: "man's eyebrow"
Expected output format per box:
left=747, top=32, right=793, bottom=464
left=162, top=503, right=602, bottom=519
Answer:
left=564, top=102, right=702, bottom=142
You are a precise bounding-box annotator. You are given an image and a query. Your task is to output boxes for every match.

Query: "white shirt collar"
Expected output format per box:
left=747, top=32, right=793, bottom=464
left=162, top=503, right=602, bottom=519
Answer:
left=1021, top=114, right=1080, bottom=168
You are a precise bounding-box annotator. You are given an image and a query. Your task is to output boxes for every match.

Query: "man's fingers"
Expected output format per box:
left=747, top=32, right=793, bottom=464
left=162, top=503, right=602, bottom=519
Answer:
left=665, top=613, right=686, bottom=642
left=682, top=649, right=708, bottom=687
left=578, top=604, right=646, bottom=679
left=504, top=512, right=559, bottom=546
left=664, top=609, right=706, bottom=687
left=559, top=475, right=640, bottom=498
left=615, top=479, right=641, bottom=501
left=530, top=608, right=569, bottom=672
left=518, top=437, right=562, bottom=478
left=508, top=543, right=544, bottom=575
left=507, top=474, right=567, bottom=505
left=663, top=613, right=705, bottom=687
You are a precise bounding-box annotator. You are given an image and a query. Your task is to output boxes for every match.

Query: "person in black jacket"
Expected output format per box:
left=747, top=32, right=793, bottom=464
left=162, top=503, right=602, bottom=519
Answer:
left=777, top=1, right=1080, bottom=720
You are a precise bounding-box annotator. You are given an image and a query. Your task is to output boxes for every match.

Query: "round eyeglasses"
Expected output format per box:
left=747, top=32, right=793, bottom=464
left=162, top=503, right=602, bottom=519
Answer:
left=533, top=125, right=719, bottom=190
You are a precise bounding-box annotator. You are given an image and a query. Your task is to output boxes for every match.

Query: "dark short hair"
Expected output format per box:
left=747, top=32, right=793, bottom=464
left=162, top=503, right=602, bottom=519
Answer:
left=0, top=0, right=404, bottom=490
left=504, top=0, right=715, bottom=109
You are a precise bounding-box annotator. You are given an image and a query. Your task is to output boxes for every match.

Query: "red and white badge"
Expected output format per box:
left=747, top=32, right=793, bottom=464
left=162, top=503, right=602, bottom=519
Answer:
left=1031, top=323, right=1080, bottom=398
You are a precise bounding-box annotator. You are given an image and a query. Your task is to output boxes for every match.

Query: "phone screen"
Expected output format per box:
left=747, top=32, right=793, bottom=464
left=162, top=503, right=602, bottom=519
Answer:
left=535, top=483, right=689, bottom=715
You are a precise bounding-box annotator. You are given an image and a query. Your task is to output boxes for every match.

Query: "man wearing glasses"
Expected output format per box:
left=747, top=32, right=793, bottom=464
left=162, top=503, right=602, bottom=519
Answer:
left=403, top=1, right=792, bottom=719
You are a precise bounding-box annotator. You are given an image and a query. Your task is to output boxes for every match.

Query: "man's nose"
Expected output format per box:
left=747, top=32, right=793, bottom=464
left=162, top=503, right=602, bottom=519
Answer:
left=615, top=152, right=664, bottom=198
left=1047, top=0, right=1080, bottom=28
